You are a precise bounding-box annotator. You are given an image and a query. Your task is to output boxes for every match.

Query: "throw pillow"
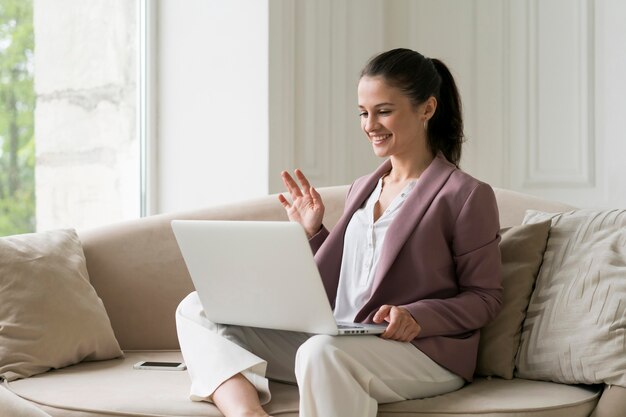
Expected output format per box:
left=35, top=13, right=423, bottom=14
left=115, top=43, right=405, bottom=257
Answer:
left=0, top=229, right=123, bottom=382
left=516, top=209, right=626, bottom=386
left=475, top=220, right=551, bottom=379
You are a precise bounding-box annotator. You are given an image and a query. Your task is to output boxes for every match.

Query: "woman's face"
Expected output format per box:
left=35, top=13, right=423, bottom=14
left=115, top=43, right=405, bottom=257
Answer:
left=357, top=76, right=432, bottom=159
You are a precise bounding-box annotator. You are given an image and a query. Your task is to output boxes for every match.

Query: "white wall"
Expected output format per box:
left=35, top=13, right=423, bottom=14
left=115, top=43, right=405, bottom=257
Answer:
left=156, top=0, right=269, bottom=214
left=269, top=0, right=506, bottom=194
left=268, top=0, right=626, bottom=208
left=600, top=0, right=626, bottom=207
left=156, top=0, right=626, bottom=212
left=268, top=0, right=387, bottom=194
left=505, top=0, right=626, bottom=208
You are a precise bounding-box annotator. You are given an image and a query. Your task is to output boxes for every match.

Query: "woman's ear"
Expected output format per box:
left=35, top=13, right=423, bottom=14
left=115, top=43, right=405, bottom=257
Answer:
left=423, top=96, right=437, bottom=121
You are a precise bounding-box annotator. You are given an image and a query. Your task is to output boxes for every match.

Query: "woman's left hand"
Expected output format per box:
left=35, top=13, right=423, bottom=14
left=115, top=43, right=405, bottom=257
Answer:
left=373, top=305, right=422, bottom=342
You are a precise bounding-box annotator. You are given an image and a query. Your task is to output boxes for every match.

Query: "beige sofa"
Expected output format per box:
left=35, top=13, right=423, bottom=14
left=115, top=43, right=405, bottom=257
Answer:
left=1, top=186, right=624, bottom=417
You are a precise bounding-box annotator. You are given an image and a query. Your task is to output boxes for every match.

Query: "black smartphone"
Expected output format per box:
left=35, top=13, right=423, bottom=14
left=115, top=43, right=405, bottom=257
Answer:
left=133, top=361, right=187, bottom=371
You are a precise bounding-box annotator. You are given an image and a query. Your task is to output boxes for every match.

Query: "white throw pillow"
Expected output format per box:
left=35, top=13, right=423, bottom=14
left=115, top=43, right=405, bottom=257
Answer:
left=516, top=209, right=626, bottom=386
left=0, top=229, right=123, bottom=381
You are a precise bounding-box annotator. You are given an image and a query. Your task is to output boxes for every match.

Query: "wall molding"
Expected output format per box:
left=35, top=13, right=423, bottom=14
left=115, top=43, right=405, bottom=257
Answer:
left=268, top=0, right=295, bottom=193
left=523, top=0, right=595, bottom=187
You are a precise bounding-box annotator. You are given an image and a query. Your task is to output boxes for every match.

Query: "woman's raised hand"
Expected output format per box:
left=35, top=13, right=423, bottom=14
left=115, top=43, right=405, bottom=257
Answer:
left=278, top=169, right=325, bottom=238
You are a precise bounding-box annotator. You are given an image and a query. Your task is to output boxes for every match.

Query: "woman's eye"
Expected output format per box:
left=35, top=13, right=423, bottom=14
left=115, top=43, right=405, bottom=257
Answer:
left=359, top=112, right=368, bottom=118
left=379, top=110, right=391, bottom=115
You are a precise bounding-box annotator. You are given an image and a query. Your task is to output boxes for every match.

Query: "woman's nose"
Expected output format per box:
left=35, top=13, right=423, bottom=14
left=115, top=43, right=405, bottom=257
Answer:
left=364, top=115, right=379, bottom=132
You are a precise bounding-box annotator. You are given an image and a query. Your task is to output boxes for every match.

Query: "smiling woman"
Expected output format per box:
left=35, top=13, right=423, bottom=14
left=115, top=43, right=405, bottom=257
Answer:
left=358, top=76, right=433, bottom=160
left=358, top=49, right=463, bottom=168
left=177, top=48, right=502, bottom=417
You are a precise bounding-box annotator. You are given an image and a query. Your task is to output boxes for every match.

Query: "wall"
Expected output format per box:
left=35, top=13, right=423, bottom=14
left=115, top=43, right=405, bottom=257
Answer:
left=268, top=0, right=386, bottom=194
left=269, top=0, right=493, bottom=193
left=268, top=0, right=626, bottom=209
left=156, top=0, right=626, bottom=212
left=503, top=0, right=626, bottom=208
left=156, top=0, right=269, bottom=214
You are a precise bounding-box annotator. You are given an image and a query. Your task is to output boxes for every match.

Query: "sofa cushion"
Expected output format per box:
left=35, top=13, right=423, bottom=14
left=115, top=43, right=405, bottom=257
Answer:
left=0, top=229, right=123, bottom=382
left=5, top=351, right=601, bottom=417
left=476, top=221, right=551, bottom=379
left=4, top=351, right=266, bottom=417
left=518, top=209, right=626, bottom=386
left=379, top=379, right=600, bottom=417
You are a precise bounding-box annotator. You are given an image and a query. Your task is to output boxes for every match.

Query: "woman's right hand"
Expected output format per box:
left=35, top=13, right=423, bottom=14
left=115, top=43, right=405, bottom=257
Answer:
left=278, top=169, right=325, bottom=238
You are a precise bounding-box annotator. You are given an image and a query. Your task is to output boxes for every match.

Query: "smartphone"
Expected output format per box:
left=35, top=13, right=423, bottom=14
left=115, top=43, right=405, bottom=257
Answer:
left=133, top=361, right=187, bottom=371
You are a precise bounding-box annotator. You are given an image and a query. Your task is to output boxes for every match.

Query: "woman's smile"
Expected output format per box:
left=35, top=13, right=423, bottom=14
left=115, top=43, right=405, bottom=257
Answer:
left=370, top=134, right=392, bottom=145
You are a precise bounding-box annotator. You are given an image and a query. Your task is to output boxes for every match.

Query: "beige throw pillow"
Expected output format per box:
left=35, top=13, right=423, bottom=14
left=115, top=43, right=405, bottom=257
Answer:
left=516, top=209, right=626, bottom=386
left=475, top=220, right=551, bottom=379
left=0, top=229, right=123, bottom=382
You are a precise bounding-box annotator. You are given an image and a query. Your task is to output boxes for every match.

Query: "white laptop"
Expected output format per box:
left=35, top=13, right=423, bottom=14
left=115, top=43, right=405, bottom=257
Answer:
left=171, top=220, right=386, bottom=335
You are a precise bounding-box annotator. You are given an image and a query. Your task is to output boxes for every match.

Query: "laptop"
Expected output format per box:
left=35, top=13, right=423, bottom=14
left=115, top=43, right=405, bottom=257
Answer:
left=171, top=220, right=387, bottom=335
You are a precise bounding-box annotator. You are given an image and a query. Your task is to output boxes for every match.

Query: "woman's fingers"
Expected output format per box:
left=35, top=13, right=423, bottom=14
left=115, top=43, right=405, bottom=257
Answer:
left=385, top=320, right=408, bottom=341
left=277, top=194, right=291, bottom=209
left=310, top=186, right=324, bottom=207
left=377, top=306, right=421, bottom=342
left=295, top=169, right=312, bottom=194
left=400, top=326, right=414, bottom=342
left=283, top=169, right=315, bottom=199
left=385, top=320, right=401, bottom=340
left=373, top=305, right=392, bottom=323
left=281, top=171, right=303, bottom=199
left=279, top=170, right=324, bottom=233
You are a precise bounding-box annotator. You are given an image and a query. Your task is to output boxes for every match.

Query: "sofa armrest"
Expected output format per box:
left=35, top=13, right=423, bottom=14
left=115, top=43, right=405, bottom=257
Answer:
left=0, top=384, right=51, bottom=417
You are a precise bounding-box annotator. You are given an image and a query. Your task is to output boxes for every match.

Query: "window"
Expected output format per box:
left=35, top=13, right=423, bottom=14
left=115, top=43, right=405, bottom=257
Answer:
left=0, top=0, right=35, bottom=235
left=0, top=0, right=140, bottom=236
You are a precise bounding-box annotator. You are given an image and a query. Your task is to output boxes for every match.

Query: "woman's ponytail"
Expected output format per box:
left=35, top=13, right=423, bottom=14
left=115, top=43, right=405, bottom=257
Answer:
left=428, top=59, right=464, bottom=167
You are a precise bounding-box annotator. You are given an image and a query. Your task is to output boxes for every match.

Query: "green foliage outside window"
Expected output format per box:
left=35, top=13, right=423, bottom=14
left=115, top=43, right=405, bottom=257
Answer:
left=0, top=0, right=35, bottom=236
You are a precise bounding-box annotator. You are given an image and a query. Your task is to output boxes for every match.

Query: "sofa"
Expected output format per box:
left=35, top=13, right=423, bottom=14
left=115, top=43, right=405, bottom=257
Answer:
left=1, top=185, right=625, bottom=417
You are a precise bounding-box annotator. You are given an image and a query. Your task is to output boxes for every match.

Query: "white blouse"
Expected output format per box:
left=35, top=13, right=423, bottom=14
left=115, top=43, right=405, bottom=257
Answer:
left=333, top=176, right=418, bottom=323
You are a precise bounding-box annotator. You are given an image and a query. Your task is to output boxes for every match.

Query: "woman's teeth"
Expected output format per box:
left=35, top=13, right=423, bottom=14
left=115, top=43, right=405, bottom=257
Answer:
left=372, top=134, right=391, bottom=144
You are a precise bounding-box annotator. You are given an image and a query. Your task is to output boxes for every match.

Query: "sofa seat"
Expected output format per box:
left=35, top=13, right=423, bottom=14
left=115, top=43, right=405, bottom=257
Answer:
left=4, top=351, right=601, bottom=417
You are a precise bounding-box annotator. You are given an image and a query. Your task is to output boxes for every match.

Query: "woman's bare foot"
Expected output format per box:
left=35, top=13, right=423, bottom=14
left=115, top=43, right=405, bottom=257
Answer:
left=212, top=373, right=270, bottom=417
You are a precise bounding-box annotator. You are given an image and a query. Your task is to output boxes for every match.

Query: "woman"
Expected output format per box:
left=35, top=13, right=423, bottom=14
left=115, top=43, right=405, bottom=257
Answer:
left=176, top=48, right=502, bottom=417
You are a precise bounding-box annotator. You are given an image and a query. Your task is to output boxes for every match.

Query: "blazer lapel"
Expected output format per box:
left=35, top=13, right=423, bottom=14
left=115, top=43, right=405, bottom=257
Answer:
left=366, top=153, right=455, bottom=300
left=343, top=160, right=392, bottom=217
left=314, top=160, right=392, bottom=307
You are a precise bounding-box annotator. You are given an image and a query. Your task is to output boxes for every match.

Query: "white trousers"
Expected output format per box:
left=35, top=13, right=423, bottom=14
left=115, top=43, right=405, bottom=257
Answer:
left=175, top=292, right=464, bottom=417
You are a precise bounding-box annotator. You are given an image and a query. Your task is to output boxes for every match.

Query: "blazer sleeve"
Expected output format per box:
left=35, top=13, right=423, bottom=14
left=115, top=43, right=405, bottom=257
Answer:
left=309, top=226, right=330, bottom=254
left=401, top=182, right=503, bottom=338
left=308, top=182, right=355, bottom=255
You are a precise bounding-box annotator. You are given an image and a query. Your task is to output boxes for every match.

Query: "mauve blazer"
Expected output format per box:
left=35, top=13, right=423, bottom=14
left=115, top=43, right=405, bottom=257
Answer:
left=309, top=152, right=502, bottom=381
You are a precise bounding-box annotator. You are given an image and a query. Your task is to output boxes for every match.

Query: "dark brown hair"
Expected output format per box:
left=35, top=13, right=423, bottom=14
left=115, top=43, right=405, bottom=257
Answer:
left=360, top=48, right=464, bottom=167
